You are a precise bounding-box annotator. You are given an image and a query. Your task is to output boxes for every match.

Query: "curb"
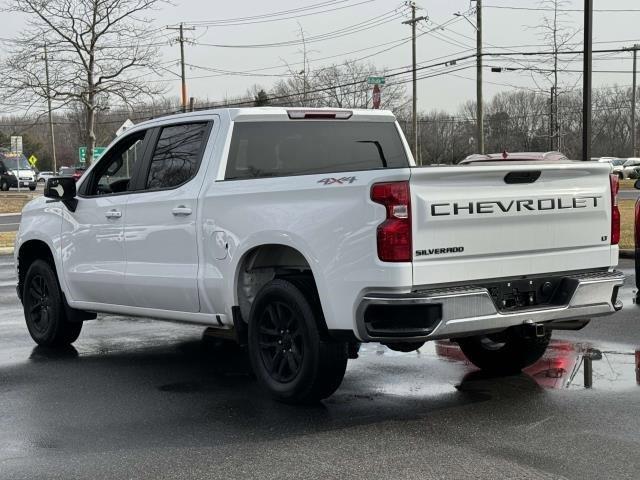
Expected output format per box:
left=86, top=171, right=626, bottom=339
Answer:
left=620, top=249, right=635, bottom=259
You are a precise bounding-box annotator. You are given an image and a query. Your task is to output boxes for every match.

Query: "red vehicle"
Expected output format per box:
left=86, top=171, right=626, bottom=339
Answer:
left=72, top=168, right=86, bottom=182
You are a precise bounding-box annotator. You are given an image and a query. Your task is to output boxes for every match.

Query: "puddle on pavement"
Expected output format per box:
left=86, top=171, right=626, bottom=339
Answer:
left=358, top=339, right=640, bottom=393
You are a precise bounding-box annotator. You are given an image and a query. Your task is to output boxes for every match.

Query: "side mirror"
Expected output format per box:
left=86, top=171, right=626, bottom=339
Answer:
left=44, top=177, right=78, bottom=212
left=635, top=179, right=640, bottom=190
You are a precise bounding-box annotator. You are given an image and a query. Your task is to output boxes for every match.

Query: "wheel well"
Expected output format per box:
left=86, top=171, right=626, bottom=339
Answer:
left=236, top=244, right=318, bottom=325
left=17, top=240, right=55, bottom=301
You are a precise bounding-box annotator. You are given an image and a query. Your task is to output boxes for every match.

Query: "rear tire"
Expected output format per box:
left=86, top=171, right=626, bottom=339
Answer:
left=248, top=278, right=348, bottom=404
left=457, top=328, right=551, bottom=374
left=23, top=260, right=82, bottom=347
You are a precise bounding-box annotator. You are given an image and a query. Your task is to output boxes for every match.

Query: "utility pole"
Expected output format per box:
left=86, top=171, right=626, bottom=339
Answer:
left=582, top=0, right=593, bottom=161
left=402, top=2, right=428, bottom=163
left=475, top=0, right=484, bottom=154
left=43, top=40, right=57, bottom=174
left=167, top=23, right=195, bottom=113
left=549, top=87, right=555, bottom=151
left=624, top=45, right=640, bottom=157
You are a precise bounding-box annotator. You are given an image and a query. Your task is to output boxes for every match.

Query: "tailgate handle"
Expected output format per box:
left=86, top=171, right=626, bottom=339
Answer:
left=504, top=171, right=541, bottom=184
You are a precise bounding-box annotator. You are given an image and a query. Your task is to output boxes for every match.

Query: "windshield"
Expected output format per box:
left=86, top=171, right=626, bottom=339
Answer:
left=612, top=159, right=625, bottom=166
left=623, top=159, right=640, bottom=166
left=0, top=153, right=31, bottom=170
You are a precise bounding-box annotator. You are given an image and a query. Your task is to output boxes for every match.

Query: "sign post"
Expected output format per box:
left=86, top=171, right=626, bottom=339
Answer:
left=372, top=84, right=381, bottom=109
left=367, top=76, right=385, bottom=110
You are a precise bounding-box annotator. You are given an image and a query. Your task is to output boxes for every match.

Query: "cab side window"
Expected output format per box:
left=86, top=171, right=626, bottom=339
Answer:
left=83, top=130, right=147, bottom=196
left=145, top=123, right=208, bottom=190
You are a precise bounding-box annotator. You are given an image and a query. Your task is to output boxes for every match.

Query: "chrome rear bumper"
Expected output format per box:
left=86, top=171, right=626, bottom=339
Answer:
left=356, top=270, right=624, bottom=342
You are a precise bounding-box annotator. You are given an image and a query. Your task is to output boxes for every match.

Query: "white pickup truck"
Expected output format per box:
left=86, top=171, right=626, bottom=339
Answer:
left=14, top=107, right=624, bottom=403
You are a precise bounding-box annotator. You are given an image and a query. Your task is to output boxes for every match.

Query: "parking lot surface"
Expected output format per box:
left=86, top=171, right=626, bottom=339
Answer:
left=1, top=255, right=639, bottom=479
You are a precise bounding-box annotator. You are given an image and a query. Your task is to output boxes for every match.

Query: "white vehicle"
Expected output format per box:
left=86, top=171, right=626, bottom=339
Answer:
left=14, top=108, right=624, bottom=403
left=37, top=171, right=54, bottom=183
left=598, top=157, right=626, bottom=179
left=0, top=151, right=37, bottom=190
left=622, top=158, right=640, bottom=179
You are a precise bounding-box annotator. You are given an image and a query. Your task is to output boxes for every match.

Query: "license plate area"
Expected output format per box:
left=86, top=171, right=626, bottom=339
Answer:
left=485, top=277, right=570, bottom=312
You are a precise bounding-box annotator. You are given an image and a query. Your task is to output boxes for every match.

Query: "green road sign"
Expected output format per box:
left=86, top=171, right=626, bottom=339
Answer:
left=367, top=76, right=385, bottom=85
left=79, top=147, right=106, bottom=164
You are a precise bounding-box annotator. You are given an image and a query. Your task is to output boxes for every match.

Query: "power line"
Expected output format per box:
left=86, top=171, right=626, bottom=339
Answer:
left=181, top=0, right=379, bottom=27
left=195, top=8, right=408, bottom=49
left=180, top=0, right=371, bottom=25
left=483, top=5, right=640, bottom=13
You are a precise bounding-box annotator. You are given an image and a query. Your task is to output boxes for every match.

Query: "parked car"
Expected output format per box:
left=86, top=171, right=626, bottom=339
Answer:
left=622, top=158, right=640, bottom=179
left=37, top=171, right=54, bottom=183
left=599, top=157, right=626, bottom=178
left=0, top=158, right=17, bottom=191
left=72, top=167, right=86, bottom=182
left=0, top=150, right=37, bottom=190
left=58, top=166, right=75, bottom=177
left=14, top=107, right=624, bottom=403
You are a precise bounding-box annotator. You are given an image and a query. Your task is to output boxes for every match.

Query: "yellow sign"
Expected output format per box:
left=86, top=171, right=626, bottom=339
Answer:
left=28, top=155, right=37, bottom=167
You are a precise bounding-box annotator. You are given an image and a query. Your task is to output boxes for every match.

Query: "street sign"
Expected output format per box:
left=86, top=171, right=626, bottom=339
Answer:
left=28, top=155, right=37, bottom=167
left=367, top=76, right=385, bottom=85
left=116, top=119, right=135, bottom=137
left=10, top=136, right=22, bottom=155
left=79, top=147, right=106, bottom=164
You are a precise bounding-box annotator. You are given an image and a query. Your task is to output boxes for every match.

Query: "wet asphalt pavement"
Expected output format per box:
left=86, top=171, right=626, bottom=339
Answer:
left=1, top=256, right=640, bottom=479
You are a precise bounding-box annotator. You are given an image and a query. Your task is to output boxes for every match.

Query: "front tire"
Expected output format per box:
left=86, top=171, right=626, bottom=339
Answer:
left=29, top=186, right=36, bottom=191
left=0, top=179, right=8, bottom=191
left=248, top=278, right=348, bottom=404
left=23, top=260, right=82, bottom=347
left=457, top=328, right=551, bottom=374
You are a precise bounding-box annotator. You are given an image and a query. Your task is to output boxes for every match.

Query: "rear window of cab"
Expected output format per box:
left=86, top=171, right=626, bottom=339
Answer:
left=225, top=121, right=409, bottom=180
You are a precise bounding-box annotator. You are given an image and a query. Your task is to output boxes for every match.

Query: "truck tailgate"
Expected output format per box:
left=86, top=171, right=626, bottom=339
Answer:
left=410, top=162, right=616, bottom=287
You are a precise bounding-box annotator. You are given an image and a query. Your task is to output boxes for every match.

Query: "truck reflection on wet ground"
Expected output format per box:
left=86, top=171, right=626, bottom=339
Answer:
left=432, top=339, right=640, bottom=391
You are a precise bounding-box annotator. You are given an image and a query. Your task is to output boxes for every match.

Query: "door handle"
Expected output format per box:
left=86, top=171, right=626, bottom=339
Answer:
left=105, top=209, right=122, bottom=219
left=172, top=206, right=192, bottom=216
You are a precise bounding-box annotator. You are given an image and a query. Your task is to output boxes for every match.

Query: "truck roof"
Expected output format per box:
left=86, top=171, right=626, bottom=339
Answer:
left=134, top=107, right=397, bottom=129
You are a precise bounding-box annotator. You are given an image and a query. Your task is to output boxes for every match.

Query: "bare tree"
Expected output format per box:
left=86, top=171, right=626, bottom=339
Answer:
left=0, top=0, right=167, bottom=164
left=529, top=0, right=582, bottom=150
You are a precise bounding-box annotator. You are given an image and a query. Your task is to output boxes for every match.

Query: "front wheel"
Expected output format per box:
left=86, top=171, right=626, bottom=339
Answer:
left=23, top=260, right=83, bottom=347
left=29, top=185, right=36, bottom=191
left=248, top=278, right=348, bottom=404
left=457, top=328, right=551, bottom=374
left=0, top=179, right=8, bottom=191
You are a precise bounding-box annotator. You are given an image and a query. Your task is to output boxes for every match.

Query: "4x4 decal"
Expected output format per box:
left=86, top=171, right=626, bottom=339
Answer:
left=317, top=176, right=357, bottom=185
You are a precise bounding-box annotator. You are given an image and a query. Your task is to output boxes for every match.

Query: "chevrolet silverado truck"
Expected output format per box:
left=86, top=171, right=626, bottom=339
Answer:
left=14, top=107, right=624, bottom=403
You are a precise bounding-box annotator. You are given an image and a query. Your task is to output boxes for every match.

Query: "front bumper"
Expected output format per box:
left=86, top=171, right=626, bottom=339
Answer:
left=8, top=177, right=35, bottom=188
left=356, top=270, right=624, bottom=342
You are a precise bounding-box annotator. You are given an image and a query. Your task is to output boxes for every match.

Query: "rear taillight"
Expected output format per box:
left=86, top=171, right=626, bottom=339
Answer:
left=371, top=181, right=412, bottom=262
left=610, top=174, right=620, bottom=245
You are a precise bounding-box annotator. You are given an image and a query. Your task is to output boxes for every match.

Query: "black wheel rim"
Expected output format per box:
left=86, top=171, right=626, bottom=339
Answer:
left=27, top=274, right=52, bottom=335
left=257, top=301, right=304, bottom=383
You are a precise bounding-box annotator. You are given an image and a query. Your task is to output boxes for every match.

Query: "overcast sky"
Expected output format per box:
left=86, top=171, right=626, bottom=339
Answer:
left=2, top=0, right=640, bottom=113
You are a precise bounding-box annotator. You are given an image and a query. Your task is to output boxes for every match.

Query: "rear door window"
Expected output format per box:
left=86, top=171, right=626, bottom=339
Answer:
left=145, top=123, right=209, bottom=190
left=225, top=121, right=409, bottom=180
